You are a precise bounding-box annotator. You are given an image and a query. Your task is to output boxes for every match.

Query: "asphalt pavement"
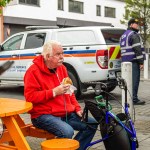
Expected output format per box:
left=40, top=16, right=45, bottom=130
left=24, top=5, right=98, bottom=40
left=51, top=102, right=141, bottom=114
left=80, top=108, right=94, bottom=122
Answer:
left=19, top=73, right=150, bottom=150
left=0, top=70, right=150, bottom=149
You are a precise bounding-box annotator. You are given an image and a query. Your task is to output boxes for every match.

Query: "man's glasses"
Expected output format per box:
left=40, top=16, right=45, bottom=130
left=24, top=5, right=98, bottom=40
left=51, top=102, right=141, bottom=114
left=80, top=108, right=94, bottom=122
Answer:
left=51, top=52, right=64, bottom=58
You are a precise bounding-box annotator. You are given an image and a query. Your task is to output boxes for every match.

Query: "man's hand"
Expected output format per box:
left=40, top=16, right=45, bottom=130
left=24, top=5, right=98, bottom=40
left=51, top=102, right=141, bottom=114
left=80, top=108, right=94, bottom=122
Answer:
left=140, top=64, right=144, bottom=70
left=53, top=84, right=70, bottom=96
left=76, top=110, right=83, bottom=118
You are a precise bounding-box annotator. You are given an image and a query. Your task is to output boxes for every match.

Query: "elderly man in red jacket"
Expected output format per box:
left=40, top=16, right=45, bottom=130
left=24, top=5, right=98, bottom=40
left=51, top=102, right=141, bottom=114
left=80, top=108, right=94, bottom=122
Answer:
left=24, top=40, right=97, bottom=150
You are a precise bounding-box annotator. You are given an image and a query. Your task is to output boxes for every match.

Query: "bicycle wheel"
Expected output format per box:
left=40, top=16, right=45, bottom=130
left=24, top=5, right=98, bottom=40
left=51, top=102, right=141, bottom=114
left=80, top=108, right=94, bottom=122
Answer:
left=100, top=118, right=131, bottom=150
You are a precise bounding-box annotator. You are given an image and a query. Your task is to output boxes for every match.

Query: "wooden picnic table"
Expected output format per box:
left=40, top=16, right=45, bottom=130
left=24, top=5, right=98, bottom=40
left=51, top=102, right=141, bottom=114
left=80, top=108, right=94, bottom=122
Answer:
left=0, top=98, right=33, bottom=150
left=0, top=98, right=55, bottom=150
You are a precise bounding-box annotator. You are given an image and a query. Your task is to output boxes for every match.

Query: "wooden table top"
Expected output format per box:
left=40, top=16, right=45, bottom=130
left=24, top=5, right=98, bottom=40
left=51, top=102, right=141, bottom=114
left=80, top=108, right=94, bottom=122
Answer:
left=0, top=98, right=32, bottom=117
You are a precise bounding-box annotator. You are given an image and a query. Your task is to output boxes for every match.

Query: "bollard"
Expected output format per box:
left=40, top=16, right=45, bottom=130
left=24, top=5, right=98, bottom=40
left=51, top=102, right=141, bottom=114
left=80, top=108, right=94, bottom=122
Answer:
left=144, top=53, right=149, bottom=79
left=121, top=62, right=133, bottom=119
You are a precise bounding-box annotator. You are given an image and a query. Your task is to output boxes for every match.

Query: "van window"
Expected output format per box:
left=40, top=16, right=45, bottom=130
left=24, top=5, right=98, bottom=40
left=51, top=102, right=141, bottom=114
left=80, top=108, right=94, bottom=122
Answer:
left=25, top=33, right=46, bottom=49
left=57, top=30, right=96, bottom=46
left=101, top=29, right=125, bottom=44
left=2, top=34, right=23, bottom=51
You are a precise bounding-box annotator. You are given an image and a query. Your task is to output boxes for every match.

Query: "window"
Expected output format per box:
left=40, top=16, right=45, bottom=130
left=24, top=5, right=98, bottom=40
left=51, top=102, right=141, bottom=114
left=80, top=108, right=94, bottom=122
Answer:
left=57, top=30, right=96, bottom=46
left=101, top=29, right=125, bottom=44
left=58, top=0, right=64, bottom=10
left=19, top=0, right=39, bottom=6
left=105, top=7, right=116, bottom=18
left=69, top=0, right=83, bottom=14
left=2, top=34, right=23, bottom=51
left=25, top=33, right=46, bottom=49
left=96, top=5, right=101, bottom=16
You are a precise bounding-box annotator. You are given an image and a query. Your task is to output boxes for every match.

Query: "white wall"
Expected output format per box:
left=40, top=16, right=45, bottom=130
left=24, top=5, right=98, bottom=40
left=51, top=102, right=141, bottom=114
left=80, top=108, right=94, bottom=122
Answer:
left=4, top=0, right=126, bottom=28
left=4, top=0, right=56, bottom=21
left=57, top=0, right=126, bottom=27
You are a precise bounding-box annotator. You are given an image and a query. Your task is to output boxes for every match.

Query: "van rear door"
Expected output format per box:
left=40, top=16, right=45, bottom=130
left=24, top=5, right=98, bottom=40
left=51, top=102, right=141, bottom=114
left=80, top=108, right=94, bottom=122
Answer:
left=101, top=28, right=125, bottom=78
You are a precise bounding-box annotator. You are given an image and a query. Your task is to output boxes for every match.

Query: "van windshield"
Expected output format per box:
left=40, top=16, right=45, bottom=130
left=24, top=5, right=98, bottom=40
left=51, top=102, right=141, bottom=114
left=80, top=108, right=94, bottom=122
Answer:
left=101, top=29, right=125, bottom=44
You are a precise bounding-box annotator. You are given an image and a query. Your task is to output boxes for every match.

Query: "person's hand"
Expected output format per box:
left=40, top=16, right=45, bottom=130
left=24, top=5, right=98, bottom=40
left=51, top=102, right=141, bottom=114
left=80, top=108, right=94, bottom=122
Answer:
left=140, top=64, right=144, bottom=70
left=53, top=84, right=70, bottom=96
left=76, top=110, right=83, bottom=118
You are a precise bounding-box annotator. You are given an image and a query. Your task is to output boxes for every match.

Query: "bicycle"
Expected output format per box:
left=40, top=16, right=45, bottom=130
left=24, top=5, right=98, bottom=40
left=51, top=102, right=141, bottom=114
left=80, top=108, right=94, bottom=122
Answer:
left=82, top=75, right=138, bottom=150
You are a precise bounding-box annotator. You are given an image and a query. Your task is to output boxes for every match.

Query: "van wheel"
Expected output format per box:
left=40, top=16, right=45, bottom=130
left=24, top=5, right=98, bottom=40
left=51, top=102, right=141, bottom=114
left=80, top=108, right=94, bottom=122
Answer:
left=68, top=71, right=81, bottom=98
left=100, top=85, right=116, bottom=94
left=101, top=80, right=117, bottom=93
left=107, top=85, right=116, bottom=92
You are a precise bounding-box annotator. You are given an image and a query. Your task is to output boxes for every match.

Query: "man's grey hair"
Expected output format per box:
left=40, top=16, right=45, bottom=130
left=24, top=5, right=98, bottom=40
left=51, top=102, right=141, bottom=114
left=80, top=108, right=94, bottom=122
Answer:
left=42, top=40, right=61, bottom=58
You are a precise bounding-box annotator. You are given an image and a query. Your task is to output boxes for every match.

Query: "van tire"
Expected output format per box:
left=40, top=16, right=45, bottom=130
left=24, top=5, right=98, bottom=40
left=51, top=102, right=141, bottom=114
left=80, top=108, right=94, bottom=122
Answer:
left=107, top=85, right=116, bottom=92
left=100, top=85, right=116, bottom=94
left=101, top=80, right=117, bottom=93
left=68, top=70, right=81, bottom=98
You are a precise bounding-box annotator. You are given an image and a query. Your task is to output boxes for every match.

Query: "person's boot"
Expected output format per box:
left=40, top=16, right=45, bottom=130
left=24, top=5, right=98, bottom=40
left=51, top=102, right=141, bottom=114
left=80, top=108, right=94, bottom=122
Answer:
left=133, top=99, right=145, bottom=105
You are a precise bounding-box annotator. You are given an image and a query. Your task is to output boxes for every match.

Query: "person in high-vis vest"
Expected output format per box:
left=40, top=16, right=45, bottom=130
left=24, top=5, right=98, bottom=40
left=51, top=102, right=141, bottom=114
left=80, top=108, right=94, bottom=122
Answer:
left=120, top=18, right=146, bottom=105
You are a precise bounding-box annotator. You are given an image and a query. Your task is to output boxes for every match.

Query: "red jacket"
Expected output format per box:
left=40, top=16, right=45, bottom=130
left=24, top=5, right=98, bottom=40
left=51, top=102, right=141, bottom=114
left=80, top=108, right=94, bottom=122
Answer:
left=24, top=55, right=81, bottom=119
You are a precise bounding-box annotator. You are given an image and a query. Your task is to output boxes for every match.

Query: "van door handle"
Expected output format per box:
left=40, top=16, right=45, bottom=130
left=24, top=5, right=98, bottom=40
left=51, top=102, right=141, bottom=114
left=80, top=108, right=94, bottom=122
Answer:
left=86, top=47, right=90, bottom=49
left=63, top=48, right=67, bottom=50
left=35, top=52, right=41, bottom=55
left=70, top=47, right=73, bottom=50
left=12, top=54, right=18, bottom=58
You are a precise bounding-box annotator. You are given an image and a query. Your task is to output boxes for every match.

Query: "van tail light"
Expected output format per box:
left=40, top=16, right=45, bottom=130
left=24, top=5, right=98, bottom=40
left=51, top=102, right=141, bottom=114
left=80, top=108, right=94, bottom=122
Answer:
left=96, top=50, right=108, bottom=69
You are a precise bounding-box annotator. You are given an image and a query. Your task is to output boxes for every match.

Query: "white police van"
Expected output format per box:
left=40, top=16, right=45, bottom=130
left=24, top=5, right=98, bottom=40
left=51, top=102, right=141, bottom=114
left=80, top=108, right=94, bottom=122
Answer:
left=0, top=26, right=125, bottom=97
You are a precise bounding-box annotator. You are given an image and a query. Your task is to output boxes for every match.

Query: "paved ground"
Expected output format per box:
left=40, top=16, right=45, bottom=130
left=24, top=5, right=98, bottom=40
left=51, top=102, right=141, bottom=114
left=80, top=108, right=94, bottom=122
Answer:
left=20, top=74, right=150, bottom=150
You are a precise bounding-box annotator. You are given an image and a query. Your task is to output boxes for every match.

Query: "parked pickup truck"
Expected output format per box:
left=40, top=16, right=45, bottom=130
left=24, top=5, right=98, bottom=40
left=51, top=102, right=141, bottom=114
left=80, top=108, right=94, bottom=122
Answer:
left=0, top=26, right=125, bottom=97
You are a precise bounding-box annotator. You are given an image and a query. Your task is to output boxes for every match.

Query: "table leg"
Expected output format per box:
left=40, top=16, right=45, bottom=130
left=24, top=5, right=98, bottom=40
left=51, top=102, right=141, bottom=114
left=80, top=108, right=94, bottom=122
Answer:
left=14, top=114, right=26, bottom=127
left=2, top=116, right=31, bottom=150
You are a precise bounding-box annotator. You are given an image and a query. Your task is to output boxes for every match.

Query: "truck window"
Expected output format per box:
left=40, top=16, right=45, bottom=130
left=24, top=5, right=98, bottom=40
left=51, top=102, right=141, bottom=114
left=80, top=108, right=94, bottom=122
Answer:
left=101, top=29, right=125, bottom=44
left=57, top=30, right=96, bottom=46
left=2, top=34, right=23, bottom=51
left=25, top=33, right=46, bottom=49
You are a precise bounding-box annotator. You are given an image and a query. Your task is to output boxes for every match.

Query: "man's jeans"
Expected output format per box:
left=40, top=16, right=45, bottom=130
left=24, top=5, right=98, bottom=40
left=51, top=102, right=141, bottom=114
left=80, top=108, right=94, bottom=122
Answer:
left=132, top=61, right=140, bottom=102
left=32, top=113, right=98, bottom=150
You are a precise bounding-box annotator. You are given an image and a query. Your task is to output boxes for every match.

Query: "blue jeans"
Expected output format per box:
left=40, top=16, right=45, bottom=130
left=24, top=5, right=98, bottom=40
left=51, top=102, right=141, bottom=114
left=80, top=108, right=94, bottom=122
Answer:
left=132, top=61, right=140, bottom=102
left=32, top=113, right=98, bottom=150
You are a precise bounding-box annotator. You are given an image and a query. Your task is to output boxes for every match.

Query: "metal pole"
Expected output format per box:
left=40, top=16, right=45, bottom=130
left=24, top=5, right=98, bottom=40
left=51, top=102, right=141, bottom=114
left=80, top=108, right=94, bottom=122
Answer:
left=144, top=53, right=149, bottom=79
left=121, top=62, right=133, bottom=119
left=0, top=6, right=4, bottom=43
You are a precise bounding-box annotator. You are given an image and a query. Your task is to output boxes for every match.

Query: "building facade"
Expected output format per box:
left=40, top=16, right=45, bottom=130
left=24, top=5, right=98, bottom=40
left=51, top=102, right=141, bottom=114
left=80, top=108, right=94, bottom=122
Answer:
left=2, top=0, right=126, bottom=40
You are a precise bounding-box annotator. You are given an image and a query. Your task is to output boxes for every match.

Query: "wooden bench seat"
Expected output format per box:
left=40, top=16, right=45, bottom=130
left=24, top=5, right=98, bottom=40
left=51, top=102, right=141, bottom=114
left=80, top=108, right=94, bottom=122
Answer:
left=41, top=139, right=79, bottom=150
left=29, top=124, right=56, bottom=139
left=0, top=124, right=55, bottom=143
left=0, top=144, right=17, bottom=150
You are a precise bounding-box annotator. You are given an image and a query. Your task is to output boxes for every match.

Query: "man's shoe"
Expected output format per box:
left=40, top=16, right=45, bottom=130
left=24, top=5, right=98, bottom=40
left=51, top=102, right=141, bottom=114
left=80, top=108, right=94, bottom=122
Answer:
left=133, top=100, right=145, bottom=105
